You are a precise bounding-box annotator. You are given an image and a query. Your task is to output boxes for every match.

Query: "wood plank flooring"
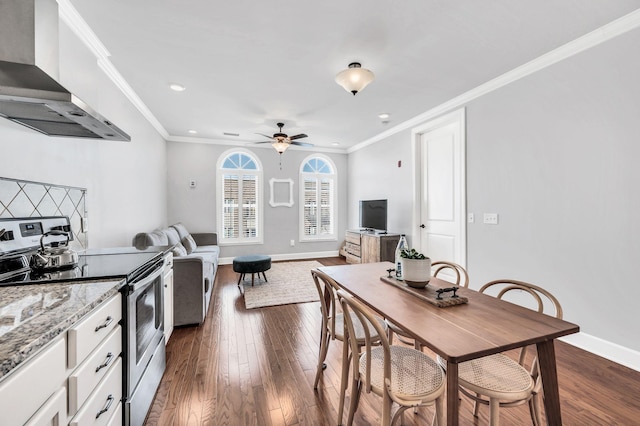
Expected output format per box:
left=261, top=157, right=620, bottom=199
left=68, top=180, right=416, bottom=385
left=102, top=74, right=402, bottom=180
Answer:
left=145, top=258, right=640, bottom=425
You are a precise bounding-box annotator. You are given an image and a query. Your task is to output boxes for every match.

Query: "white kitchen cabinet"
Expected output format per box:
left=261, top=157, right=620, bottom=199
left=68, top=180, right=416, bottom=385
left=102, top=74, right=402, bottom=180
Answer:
left=0, top=338, right=66, bottom=425
left=163, top=252, right=174, bottom=343
left=68, top=294, right=121, bottom=368
left=0, top=292, right=124, bottom=426
left=25, top=387, right=67, bottom=426
left=70, top=357, right=122, bottom=426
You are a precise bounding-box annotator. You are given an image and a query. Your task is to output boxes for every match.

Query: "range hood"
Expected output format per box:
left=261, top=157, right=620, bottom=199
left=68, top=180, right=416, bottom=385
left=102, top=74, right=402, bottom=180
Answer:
left=0, top=0, right=130, bottom=141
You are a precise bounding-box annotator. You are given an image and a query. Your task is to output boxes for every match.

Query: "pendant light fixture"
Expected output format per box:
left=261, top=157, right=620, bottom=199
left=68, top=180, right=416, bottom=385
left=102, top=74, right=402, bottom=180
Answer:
left=335, top=62, right=375, bottom=95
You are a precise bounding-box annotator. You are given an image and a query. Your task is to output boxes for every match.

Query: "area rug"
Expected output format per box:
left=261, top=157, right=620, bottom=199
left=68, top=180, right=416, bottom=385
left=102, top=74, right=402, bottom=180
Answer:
left=242, top=260, right=322, bottom=309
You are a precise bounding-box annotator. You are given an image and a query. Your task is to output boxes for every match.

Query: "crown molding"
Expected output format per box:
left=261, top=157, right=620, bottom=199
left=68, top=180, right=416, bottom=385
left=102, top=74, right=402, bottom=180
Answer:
left=57, top=0, right=169, bottom=139
left=348, top=8, right=640, bottom=153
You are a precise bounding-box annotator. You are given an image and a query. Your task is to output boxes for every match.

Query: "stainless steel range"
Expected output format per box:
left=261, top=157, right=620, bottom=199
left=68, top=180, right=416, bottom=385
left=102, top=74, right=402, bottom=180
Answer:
left=0, top=216, right=167, bottom=426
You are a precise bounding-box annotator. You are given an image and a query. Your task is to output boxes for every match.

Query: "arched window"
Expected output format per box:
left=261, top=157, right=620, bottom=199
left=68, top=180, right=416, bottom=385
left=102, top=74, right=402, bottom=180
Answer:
left=216, top=150, right=263, bottom=245
left=299, top=155, right=337, bottom=241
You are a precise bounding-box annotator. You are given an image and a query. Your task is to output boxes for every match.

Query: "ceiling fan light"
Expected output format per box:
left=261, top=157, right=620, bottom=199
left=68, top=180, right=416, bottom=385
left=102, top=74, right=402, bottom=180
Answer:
left=335, top=62, right=375, bottom=95
left=272, top=140, right=290, bottom=154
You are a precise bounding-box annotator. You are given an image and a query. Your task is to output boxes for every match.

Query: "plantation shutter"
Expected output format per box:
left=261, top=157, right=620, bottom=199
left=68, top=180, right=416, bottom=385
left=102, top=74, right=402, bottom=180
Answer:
left=303, top=178, right=317, bottom=235
left=219, top=151, right=262, bottom=244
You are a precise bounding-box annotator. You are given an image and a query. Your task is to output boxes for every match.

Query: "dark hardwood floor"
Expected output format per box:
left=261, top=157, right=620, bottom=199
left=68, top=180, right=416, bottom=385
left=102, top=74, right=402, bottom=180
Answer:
left=145, top=257, right=640, bottom=425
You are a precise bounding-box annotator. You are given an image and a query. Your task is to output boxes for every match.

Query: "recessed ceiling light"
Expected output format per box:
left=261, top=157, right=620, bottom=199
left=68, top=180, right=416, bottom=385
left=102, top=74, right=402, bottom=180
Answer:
left=188, top=129, right=197, bottom=134
left=169, top=83, right=186, bottom=92
left=332, top=142, right=340, bottom=146
left=378, top=113, right=390, bottom=119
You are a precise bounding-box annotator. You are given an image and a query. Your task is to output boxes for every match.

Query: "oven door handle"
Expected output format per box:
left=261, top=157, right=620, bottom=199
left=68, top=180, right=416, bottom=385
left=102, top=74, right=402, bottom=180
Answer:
left=127, top=261, right=163, bottom=294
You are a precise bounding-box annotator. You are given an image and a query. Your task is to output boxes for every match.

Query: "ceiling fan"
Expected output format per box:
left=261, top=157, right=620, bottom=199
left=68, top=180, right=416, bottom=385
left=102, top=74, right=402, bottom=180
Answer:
left=255, top=122, right=313, bottom=154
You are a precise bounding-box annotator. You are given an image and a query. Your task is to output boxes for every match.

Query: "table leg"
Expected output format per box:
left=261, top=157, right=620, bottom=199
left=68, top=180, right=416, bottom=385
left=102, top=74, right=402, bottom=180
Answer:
left=446, top=360, right=459, bottom=426
left=537, top=340, right=562, bottom=426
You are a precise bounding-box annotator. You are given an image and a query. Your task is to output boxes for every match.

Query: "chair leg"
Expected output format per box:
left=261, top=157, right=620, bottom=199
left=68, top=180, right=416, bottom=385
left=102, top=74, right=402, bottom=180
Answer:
left=237, top=273, right=243, bottom=287
left=434, top=394, right=444, bottom=426
left=346, top=379, right=362, bottom=426
left=338, top=340, right=351, bottom=425
left=489, top=397, right=500, bottom=426
left=388, top=328, right=394, bottom=345
left=313, top=328, right=330, bottom=389
left=262, top=271, right=268, bottom=282
left=473, top=395, right=481, bottom=417
left=530, top=394, right=543, bottom=426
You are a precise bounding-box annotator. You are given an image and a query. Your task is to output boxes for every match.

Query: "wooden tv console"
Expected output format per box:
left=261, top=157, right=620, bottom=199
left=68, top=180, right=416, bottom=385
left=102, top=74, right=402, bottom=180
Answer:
left=343, top=230, right=401, bottom=264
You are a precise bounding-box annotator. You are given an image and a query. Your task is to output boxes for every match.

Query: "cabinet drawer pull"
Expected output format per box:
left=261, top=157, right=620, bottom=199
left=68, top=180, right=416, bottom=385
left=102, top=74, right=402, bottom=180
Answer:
left=95, top=316, right=113, bottom=332
left=95, top=352, right=115, bottom=373
left=95, top=394, right=114, bottom=419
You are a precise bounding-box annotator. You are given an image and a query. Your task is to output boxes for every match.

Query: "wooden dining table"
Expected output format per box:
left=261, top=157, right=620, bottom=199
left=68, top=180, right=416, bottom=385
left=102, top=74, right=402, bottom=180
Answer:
left=318, top=262, right=580, bottom=426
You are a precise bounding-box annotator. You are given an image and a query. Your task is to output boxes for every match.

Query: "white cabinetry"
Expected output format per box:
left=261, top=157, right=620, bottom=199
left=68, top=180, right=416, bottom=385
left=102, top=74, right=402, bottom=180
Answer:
left=0, top=338, right=66, bottom=425
left=163, top=252, right=174, bottom=343
left=68, top=293, right=123, bottom=425
left=0, top=292, right=124, bottom=426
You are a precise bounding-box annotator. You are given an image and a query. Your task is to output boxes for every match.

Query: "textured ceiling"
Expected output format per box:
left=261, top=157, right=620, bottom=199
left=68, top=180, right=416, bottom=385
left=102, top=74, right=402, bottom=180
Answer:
left=68, top=0, right=640, bottom=151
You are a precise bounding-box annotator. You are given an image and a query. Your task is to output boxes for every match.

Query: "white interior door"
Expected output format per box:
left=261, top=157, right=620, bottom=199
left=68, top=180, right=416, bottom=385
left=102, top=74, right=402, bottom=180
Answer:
left=412, top=109, right=466, bottom=266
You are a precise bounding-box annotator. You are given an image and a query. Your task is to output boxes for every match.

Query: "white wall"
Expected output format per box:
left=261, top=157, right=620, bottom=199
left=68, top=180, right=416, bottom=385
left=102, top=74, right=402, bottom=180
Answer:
left=0, top=20, right=167, bottom=247
left=348, top=27, right=640, bottom=358
left=348, top=130, right=415, bottom=241
left=167, top=142, right=348, bottom=260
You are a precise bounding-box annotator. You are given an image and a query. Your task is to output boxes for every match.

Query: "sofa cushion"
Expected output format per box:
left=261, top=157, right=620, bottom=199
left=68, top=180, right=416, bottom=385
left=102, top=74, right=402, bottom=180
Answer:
left=181, top=234, right=197, bottom=254
left=172, top=241, right=188, bottom=257
left=172, top=223, right=190, bottom=240
left=132, top=229, right=168, bottom=248
left=163, top=227, right=181, bottom=245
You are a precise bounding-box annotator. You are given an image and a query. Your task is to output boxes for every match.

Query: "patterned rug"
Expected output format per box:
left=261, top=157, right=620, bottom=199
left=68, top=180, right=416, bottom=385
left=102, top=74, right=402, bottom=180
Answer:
left=242, top=260, right=322, bottom=309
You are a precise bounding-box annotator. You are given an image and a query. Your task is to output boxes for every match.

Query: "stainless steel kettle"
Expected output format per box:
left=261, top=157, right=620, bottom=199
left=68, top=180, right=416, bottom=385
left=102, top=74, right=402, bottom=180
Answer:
left=30, top=230, right=79, bottom=270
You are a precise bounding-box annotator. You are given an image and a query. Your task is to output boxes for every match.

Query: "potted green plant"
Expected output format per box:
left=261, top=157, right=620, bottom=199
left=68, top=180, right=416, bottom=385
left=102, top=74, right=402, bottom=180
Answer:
left=400, top=248, right=431, bottom=288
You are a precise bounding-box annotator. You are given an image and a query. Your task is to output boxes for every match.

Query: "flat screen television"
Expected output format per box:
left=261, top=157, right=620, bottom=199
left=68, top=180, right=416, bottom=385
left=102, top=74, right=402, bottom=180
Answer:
left=359, top=199, right=387, bottom=231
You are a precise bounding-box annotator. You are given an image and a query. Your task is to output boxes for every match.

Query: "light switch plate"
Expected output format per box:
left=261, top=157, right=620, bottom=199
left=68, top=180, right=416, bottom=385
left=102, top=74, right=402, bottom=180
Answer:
left=483, top=213, right=499, bottom=225
left=189, top=179, right=196, bottom=188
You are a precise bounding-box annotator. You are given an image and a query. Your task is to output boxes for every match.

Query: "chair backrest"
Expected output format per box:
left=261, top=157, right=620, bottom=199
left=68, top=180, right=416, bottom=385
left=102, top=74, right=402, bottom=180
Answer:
left=431, top=261, right=469, bottom=288
left=311, top=269, right=342, bottom=339
left=336, top=289, right=391, bottom=392
left=479, top=279, right=562, bottom=319
left=479, top=279, right=563, bottom=367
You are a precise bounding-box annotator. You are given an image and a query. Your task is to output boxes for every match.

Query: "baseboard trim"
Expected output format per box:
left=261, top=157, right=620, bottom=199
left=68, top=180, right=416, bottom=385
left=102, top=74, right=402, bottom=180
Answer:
left=559, top=332, right=640, bottom=372
left=219, top=251, right=340, bottom=265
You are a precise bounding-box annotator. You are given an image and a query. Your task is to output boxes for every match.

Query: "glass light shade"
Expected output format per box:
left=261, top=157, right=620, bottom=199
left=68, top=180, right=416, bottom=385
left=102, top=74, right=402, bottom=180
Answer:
left=335, top=62, right=374, bottom=95
left=272, top=140, right=290, bottom=154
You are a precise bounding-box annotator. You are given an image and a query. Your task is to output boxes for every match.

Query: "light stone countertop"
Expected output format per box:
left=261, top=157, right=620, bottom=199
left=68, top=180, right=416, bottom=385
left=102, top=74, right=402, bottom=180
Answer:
left=0, top=278, right=124, bottom=381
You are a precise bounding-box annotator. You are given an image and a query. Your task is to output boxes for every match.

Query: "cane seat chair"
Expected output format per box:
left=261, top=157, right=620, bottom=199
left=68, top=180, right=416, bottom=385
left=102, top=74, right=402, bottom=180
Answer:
left=310, top=269, right=387, bottom=423
left=386, top=261, right=469, bottom=349
left=337, top=289, right=446, bottom=426
left=442, top=279, right=563, bottom=426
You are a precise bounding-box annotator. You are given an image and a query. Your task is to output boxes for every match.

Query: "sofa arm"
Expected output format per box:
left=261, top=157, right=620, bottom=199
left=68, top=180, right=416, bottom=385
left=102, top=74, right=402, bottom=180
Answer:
left=192, top=232, right=217, bottom=246
left=172, top=256, right=207, bottom=326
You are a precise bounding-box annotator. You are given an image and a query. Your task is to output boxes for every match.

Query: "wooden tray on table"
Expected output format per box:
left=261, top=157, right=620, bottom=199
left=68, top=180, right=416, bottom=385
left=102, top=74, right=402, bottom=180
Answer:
left=380, top=276, right=468, bottom=307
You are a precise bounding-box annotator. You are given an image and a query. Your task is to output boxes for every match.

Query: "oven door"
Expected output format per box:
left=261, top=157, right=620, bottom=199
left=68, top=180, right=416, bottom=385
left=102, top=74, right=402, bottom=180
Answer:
left=126, top=261, right=164, bottom=396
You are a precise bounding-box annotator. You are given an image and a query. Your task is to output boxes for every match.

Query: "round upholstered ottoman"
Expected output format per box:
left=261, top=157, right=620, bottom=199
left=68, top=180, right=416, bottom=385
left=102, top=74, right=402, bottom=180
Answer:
left=232, top=255, right=272, bottom=287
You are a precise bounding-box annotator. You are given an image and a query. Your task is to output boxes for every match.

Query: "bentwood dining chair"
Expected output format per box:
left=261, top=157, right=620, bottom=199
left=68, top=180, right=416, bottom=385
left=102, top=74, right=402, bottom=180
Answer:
left=310, top=269, right=387, bottom=424
left=337, top=289, right=446, bottom=426
left=387, top=261, right=469, bottom=349
left=442, top=279, right=563, bottom=426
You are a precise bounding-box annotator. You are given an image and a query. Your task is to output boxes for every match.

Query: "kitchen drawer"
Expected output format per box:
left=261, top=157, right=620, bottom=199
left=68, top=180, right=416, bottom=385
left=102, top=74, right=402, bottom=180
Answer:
left=69, top=326, right=122, bottom=415
left=0, top=337, right=66, bottom=426
left=70, top=357, right=122, bottom=426
left=106, top=400, right=123, bottom=426
left=68, top=293, right=121, bottom=368
left=25, top=387, right=67, bottom=426
left=345, top=231, right=361, bottom=245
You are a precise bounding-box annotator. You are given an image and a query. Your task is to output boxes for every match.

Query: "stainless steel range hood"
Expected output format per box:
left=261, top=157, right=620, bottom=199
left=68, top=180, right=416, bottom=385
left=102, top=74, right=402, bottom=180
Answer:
left=0, top=0, right=130, bottom=141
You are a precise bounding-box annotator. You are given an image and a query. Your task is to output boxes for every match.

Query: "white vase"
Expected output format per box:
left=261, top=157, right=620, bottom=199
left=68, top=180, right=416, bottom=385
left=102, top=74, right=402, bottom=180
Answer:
left=400, top=257, right=432, bottom=288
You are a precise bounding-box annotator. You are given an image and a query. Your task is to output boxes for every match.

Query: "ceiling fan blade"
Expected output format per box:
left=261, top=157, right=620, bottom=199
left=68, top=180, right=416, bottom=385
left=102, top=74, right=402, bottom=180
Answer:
left=289, top=133, right=308, bottom=140
left=291, top=141, right=313, bottom=147
left=253, top=140, right=273, bottom=144
left=255, top=133, right=275, bottom=139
